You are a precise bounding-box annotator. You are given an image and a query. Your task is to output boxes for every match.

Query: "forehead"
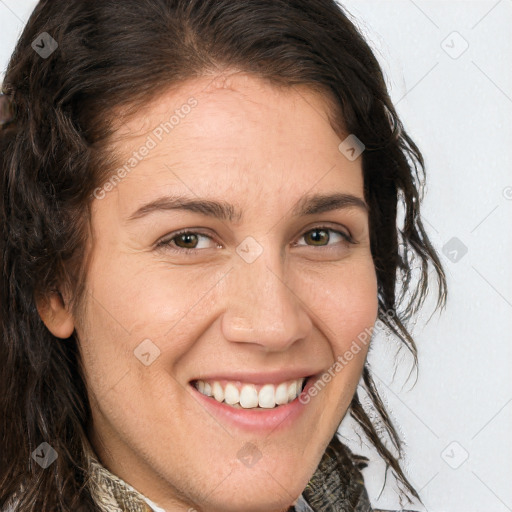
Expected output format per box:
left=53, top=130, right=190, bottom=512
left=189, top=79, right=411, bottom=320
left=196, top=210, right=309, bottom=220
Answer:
left=100, top=72, right=364, bottom=216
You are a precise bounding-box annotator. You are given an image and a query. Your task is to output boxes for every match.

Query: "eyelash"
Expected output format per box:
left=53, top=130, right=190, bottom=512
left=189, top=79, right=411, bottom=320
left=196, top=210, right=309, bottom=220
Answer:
left=156, top=225, right=355, bottom=255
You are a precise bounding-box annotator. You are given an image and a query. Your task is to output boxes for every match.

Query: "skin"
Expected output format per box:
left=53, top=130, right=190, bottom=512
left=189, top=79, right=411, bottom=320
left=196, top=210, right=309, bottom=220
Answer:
left=38, top=71, right=378, bottom=512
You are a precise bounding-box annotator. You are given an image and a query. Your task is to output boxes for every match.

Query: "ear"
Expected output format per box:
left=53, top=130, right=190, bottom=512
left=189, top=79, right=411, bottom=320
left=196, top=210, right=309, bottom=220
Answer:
left=36, top=290, right=75, bottom=339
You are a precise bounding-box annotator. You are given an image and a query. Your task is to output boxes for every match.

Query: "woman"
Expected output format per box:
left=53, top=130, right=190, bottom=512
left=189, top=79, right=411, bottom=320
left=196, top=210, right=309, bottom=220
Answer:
left=0, top=1, right=447, bottom=511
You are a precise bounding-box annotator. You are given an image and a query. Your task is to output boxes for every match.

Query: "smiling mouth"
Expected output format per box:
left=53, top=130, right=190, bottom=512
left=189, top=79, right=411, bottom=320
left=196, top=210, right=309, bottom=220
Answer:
left=191, top=377, right=310, bottom=410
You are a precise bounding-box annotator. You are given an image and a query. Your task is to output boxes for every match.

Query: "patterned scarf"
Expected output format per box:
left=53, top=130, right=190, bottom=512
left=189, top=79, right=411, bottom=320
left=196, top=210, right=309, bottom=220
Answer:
left=85, top=434, right=382, bottom=512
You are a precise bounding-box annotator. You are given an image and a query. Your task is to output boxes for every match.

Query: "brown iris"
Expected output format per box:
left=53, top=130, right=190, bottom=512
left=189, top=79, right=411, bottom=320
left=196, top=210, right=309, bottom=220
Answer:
left=174, top=233, right=199, bottom=249
left=304, top=228, right=330, bottom=246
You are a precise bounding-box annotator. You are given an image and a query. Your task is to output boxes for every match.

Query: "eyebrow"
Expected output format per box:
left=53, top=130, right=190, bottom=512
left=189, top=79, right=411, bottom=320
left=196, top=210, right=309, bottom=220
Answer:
left=125, top=192, right=368, bottom=224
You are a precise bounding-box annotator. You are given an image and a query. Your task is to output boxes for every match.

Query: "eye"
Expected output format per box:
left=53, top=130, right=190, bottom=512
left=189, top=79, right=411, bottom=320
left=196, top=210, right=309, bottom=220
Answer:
left=294, top=226, right=353, bottom=248
left=156, top=230, right=219, bottom=253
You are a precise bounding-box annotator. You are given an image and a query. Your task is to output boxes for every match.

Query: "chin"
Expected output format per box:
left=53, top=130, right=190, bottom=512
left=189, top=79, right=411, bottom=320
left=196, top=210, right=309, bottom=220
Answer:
left=196, top=463, right=310, bottom=512
left=204, top=492, right=299, bottom=512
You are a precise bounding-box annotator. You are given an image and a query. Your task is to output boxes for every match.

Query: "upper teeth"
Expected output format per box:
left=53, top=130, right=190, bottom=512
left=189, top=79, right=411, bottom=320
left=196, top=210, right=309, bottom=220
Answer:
left=194, top=378, right=305, bottom=409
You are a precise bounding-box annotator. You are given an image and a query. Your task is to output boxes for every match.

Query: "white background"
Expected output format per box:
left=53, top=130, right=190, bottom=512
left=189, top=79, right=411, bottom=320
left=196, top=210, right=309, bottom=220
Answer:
left=1, top=1, right=511, bottom=511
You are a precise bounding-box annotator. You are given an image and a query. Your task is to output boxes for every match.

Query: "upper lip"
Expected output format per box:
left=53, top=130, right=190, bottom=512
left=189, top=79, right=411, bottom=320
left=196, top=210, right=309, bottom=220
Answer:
left=190, top=368, right=322, bottom=385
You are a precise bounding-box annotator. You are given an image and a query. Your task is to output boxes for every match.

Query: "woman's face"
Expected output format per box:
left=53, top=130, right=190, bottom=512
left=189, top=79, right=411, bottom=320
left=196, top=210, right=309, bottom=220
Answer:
left=73, top=73, right=378, bottom=511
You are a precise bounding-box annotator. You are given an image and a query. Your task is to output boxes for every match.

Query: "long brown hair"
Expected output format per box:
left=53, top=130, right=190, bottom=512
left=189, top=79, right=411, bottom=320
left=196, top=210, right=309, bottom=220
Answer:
left=0, top=0, right=447, bottom=510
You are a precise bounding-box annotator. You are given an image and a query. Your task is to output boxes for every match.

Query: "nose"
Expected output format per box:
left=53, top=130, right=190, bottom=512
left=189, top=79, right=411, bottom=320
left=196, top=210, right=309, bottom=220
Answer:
left=221, top=246, right=313, bottom=352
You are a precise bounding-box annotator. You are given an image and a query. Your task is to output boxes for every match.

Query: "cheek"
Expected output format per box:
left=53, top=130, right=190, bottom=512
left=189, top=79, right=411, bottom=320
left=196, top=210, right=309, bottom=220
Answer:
left=76, top=254, right=226, bottom=385
left=293, top=260, right=377, bottom=443
left=297, top=258, right=378, bottom=353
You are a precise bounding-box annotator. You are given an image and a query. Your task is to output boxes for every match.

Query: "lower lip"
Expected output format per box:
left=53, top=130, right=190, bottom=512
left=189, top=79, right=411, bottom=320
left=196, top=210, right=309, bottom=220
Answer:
left=188, top=376, right=316, bottom=433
